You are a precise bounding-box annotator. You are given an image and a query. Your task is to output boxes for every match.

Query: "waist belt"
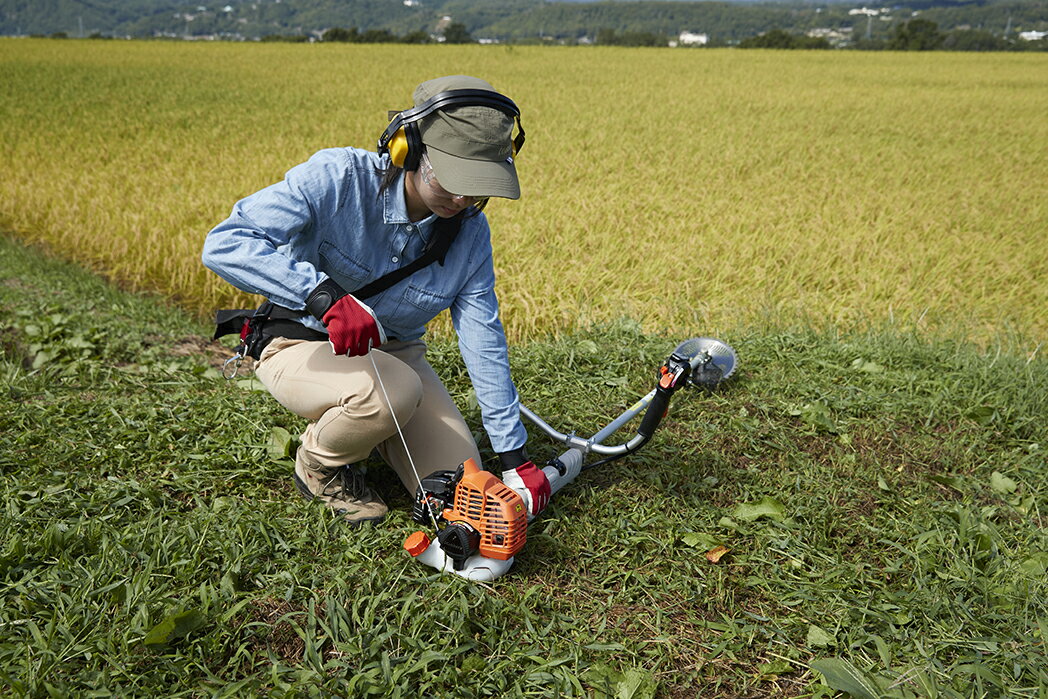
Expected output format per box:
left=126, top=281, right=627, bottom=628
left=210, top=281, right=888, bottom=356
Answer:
left=213, top=302, right=326, bottom=361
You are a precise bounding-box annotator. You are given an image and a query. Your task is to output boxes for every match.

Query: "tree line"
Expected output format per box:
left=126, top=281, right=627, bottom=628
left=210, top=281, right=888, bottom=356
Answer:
left=5, top=0, right=1045, bottom=50
left=737, top=19, right=1046, bottom=51
left=259, top=23, right=474, bottom=44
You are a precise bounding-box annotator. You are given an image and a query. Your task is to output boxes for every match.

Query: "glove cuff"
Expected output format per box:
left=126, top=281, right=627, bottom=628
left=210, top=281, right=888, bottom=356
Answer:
left=497, top=447, right=529, bottom=470
left=305, top=278, right=348, bottom=320
left=500, top=468, right=536, bottom=515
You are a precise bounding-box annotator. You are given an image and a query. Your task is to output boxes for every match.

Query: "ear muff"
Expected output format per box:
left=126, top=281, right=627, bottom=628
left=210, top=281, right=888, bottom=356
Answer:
left=377, top=88, right=525, bottom=171
left=386, top=127, right=409, bottom=169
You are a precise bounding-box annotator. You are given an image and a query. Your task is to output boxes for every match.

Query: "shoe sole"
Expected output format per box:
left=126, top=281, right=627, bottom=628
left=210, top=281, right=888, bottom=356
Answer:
left=292, top=472, right=386, bottom=526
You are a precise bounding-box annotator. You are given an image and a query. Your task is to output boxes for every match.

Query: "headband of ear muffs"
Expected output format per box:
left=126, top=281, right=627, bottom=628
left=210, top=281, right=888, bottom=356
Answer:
left=377, top=88, right=526, bottom=172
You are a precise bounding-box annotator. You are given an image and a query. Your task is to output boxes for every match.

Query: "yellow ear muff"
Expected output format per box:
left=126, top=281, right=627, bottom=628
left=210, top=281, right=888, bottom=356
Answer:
left=387, top=127, right=409, bottom=169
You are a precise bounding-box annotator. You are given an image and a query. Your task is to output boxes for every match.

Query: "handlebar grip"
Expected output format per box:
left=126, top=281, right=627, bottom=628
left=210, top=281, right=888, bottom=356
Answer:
left=638, top=387, right=672, bottom=439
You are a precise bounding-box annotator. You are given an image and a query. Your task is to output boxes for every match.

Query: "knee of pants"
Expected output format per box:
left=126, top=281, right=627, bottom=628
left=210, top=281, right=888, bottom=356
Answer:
left=346, top=365, right=425, bottom=435
left=309, top=369, right=424, bottom=462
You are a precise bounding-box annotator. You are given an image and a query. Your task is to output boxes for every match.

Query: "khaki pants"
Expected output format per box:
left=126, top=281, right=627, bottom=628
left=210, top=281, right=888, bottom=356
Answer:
left=254, top=337, right=482, bottom=492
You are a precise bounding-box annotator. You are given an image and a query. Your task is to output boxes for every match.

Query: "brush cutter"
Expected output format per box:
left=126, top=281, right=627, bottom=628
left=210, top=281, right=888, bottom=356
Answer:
left=400, top=337, right=738, bottom=581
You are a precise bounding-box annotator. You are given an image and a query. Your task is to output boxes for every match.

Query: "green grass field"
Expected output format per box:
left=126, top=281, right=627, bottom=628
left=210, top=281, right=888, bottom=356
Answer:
left=1, top=40, right=1046, bottom=346
left=2, top=234, right=1046, bottom=697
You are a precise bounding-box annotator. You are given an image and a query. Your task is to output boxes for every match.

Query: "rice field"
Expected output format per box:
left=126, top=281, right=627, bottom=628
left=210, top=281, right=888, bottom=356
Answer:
left=1, top=39, right=1046, bottom=345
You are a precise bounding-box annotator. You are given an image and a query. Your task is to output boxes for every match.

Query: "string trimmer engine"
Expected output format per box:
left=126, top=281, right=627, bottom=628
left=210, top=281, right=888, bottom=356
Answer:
left=401, top=336, right=737, bottom=582
left=404, top=457, right=528, bottom=579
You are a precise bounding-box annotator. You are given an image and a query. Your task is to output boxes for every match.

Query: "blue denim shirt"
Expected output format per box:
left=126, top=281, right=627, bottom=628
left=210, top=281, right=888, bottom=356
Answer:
left=201, top=147, right=527, bottom=453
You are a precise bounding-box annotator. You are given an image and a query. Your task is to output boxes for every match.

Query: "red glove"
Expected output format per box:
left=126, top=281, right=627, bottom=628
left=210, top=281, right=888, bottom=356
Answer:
left=322, top=294, right=386, bottom=356
left=501, top=461, right=550, bottom=517
left=305, top=279, right=385, bottom=356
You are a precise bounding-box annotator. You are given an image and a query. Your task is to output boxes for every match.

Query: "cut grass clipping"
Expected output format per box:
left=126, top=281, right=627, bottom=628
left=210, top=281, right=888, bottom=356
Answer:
left=1, top=234, right=1045, bottom=697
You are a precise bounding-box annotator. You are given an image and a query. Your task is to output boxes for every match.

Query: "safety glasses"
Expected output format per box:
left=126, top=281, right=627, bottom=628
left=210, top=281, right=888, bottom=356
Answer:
left=419, top=152, right=475, bottom=204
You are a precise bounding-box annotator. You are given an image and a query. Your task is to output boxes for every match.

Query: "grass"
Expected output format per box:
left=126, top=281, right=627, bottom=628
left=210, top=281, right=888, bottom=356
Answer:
left=1, top=40, right=1047, bottom=346
left=2, top=232, right=1045, bottom=697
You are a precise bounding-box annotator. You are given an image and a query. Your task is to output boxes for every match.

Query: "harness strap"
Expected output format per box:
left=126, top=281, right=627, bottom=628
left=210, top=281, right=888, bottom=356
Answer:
left=353, top=210, right=463, bottom=300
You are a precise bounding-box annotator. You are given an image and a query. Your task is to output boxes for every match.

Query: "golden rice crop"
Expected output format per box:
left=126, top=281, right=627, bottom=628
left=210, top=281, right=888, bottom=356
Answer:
left=1, top=40, right=1046, bottom=346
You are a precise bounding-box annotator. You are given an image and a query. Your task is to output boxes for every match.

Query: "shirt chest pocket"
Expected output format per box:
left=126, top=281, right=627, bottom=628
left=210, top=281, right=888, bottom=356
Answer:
left=319, top=241, right=373, bottom=290
left=403, top=284, right=453, bottom=315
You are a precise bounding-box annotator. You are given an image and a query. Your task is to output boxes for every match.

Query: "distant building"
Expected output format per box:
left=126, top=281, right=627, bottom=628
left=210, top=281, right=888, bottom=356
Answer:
left=678, top=31, right=708, bottom=46
left=807, top=27, right=853, bottom=46
left=1019, top=30, right=1047, bottom=41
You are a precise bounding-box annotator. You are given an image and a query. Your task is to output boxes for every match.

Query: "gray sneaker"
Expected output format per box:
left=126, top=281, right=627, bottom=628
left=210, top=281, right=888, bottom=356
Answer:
left=293, top=461, right=388, bottom=525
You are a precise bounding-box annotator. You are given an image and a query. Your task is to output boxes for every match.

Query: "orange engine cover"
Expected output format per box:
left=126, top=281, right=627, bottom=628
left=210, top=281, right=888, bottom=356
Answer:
left=443, top=458, right=527, bottom=560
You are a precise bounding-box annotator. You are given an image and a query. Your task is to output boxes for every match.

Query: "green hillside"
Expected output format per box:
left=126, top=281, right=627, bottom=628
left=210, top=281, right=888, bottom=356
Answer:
left=2, top=0, right=1045, bottom=43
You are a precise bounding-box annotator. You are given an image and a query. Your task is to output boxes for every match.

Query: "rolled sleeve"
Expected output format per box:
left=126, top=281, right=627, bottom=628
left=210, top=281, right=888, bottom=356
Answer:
left=201, top=150, right=348, bottom=308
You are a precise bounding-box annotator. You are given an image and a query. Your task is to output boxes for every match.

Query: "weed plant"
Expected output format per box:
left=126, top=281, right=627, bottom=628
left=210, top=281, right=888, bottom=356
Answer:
left=1, top=41, right=1046, bottom=347
left=1, top=234, right=1045, bottom=697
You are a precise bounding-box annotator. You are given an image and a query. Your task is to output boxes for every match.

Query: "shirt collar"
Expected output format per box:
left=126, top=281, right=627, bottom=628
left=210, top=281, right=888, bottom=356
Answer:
left=382, top=170, right=411, bottom=225
left=382, top=168, right=437, bottom=237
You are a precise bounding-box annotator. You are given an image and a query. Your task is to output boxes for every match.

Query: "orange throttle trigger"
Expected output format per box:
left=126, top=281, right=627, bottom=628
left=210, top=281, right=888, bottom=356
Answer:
left=659, top=363, right=685, bottom=390
left=658, top=366, right=672, bottom=389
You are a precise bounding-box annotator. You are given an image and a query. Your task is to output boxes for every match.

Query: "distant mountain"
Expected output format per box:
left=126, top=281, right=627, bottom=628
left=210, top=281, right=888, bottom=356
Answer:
left=1, top=0, right=1043, bottom=42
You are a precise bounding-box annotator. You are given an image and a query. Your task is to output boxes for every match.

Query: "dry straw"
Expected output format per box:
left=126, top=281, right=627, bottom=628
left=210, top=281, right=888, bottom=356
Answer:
left=1, top=41, right=1045, bottom=345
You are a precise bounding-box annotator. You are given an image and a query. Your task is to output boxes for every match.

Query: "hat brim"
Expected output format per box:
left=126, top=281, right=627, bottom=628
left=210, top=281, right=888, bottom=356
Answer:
left=425, top=146, right=520, bottom=200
